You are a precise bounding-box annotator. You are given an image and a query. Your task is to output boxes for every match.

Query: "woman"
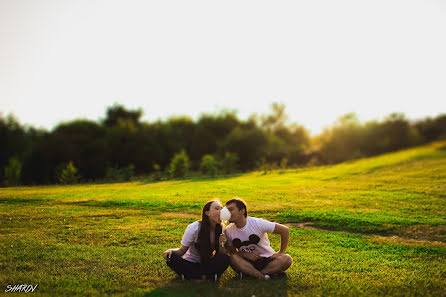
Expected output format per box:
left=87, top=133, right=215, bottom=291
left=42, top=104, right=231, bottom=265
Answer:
left=162, top=199, right=229, bottom=280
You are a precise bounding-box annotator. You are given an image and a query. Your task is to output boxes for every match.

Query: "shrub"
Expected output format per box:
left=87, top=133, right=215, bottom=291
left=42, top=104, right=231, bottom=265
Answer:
left=221, top=152, right=239, bottom=174
left=121, top=164, right=135, bottom=181
left=4, top=157, right=22, bottom=186
left=169, top=150, right=190, bottom=178
left=307, top=156, right=321, bottom=167
left=200, top=155, right=219, bottom=177
left=152, top=163, right=162, bottom=180
left=58, top=161, right=81, bottom=184
left=259, top=157, right=270, bottom=174
left=106, top=167, right=121, bottom=180
left=106, top=164, right=135, bottom=181
left=280, top=157, right=288, bottom=170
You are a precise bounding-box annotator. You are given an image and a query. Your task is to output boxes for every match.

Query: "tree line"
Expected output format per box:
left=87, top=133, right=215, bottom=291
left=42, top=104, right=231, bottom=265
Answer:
left=1, top=103, right=445, bottom=186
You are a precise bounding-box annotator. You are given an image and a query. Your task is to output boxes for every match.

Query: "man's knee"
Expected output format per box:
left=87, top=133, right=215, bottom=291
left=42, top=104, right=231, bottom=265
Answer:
left=229, top=254, right=241, bottom=265
left=281, top=254, right=293, bottom=269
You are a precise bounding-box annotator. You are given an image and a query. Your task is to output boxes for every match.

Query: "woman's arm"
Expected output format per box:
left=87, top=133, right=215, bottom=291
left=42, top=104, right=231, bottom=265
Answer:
left=218, top=233, right=228, bottom=254
left=162, top=245, right=189, bottom=260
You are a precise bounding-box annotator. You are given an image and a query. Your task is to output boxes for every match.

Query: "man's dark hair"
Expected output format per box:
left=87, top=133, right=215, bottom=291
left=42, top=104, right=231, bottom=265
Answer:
left=226, top=197, right=248, bottom=218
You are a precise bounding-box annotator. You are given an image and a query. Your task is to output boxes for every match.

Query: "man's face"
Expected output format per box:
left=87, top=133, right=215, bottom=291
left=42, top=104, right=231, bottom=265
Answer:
left=226, top=202, right=244, bottom=223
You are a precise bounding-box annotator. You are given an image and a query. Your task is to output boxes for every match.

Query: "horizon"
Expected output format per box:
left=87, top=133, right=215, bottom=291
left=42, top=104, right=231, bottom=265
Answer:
left=1, top=104, right=445, bottom=136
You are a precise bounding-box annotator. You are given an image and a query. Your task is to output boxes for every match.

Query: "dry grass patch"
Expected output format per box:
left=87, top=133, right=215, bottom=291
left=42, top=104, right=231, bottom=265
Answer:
left=397, top=224, right=446, bottom=242
left=367, top=235, right=446, bottom=248
left=157, top=212, right=198, bottom=220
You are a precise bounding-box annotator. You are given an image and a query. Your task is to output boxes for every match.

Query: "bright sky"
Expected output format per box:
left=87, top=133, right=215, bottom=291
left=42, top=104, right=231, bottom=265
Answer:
left=1, top=0, right=445, bottom=135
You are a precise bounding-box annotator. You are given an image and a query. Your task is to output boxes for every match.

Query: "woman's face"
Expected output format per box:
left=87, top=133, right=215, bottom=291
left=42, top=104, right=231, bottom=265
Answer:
left=206, top=201, right=223, bottom=224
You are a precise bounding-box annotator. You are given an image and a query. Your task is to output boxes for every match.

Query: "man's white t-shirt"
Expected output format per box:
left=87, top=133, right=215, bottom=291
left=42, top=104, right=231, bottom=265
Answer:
left=180, top=221, right=215, bottom=263
left=224, top=217, right=276, bottom=258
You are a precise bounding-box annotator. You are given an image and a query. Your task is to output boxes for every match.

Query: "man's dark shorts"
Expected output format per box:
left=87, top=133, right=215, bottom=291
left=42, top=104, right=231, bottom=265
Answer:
left=248, top=256, right=273, bottom=271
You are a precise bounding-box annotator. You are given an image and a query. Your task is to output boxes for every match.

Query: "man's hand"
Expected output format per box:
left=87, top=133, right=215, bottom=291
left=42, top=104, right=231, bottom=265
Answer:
left=271, top=251, right=285, bottom=259
left=240, top=252, right=261, bottom=261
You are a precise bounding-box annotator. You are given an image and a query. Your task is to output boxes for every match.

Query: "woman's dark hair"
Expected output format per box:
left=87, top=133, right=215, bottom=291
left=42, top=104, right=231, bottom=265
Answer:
left=196, top=199, right=223, bottom=269
left=225, top=197, right=248, bottom=217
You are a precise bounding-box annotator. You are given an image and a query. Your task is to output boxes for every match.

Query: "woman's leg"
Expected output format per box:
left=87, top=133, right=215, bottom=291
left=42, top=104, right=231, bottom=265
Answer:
left=165, top=253, right=202, bottom=279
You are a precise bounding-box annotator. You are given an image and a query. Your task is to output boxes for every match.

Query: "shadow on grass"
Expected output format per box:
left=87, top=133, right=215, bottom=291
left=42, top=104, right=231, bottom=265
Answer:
left=61, top=199, right=203, bottom=211
left=142, top=277, right=289, bottom=297
left=0, top=198, right=50, bottom=204
left=136, top=173, right=245, bottom=186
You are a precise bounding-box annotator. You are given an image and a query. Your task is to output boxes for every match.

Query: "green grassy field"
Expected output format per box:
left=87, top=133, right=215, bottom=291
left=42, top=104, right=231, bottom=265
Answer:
left=1, top=141, right=445, bottom=297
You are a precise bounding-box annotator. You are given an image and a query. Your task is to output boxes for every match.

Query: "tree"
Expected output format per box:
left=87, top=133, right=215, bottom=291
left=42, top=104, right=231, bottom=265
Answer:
left=157, top=117, right=195, bottom=167
left=3, top=157, right=22, bottom=186
left=106, top=164, right=135, bottom=181
left=52, top=120, right=109, bottom=180
left=103, top=103, right=143, bottom=127
left=414, top=114, right=446, bottom=142
left=200, top=155, right=219, bottom=177
left=0, top=114, right=33, bottom=183
left=220, top=126, right=268, bottom=170
left=57, top=161, right=81, bottom=184
left=280, top=157, right=288, bottom=170
left=220, top=152, right=239, bottom=174
left=190, top=111, right=239, bottom=161
left=169, top=150, right=190, bottom=178
left=261, top=102, right=288, bottom=132
left=317, top=113, right=363, bottom=163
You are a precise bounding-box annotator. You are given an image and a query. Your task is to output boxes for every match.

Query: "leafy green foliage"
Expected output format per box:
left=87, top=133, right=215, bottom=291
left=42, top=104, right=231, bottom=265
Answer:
left=106, top=164, right=135, bottom=181
left=199, top=154, right=218, bottom=177
left=1, top=104, right=446, bottom=185
left=57, top=161, right=81, bottom=184
left=220, top=152, right=239, bottom=174
left=152, top=163, right=162, bottom=180
left=3, top=157, right=22, bottom=186
left=280, top=157, right=288, bottom=170
left=169, top=150, right=190, bottom=178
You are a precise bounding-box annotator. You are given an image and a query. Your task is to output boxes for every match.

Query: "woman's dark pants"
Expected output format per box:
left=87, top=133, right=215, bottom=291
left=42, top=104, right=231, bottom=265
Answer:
left=166, top=253, right=230, bottom=280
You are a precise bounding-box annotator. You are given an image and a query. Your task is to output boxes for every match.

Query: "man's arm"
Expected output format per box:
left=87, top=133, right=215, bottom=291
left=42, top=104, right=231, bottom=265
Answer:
left=271, top=223, right=290, bottom=256
left=225, top=240, right=261, bottom=261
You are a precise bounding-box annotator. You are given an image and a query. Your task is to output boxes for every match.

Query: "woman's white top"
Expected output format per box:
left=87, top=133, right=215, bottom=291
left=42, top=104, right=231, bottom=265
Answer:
left=181, top=221, right=216, bottom=263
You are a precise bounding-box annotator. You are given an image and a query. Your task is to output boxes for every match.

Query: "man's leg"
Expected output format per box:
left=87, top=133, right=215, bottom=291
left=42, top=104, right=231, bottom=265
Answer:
left=260, top=254, right=293, bottom=275
left=229, top=254, right=265, bottom=279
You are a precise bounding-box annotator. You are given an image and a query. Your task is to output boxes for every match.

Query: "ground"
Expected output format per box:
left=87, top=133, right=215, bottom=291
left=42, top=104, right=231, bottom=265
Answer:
left=1, top=141, right=445, bottom=296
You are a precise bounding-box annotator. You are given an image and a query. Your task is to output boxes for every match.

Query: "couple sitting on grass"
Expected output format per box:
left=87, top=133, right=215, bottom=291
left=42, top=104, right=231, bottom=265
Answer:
left=162, top=198, right=293, bottom=281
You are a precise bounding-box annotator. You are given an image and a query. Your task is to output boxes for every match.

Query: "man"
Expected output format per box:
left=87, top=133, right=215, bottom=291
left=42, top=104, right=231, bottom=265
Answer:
left=224, top=197, right=292, bottom=280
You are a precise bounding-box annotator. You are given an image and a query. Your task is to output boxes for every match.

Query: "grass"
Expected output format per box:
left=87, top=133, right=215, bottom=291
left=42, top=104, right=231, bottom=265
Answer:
left=0, top=141, right=445, bottom=296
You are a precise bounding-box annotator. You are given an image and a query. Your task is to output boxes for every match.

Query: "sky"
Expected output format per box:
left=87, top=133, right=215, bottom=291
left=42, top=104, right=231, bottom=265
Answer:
left=1, top=0, right=445, bottom=135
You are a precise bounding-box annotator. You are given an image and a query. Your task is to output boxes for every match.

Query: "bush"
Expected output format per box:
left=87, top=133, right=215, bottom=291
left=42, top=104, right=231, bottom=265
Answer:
left=169, top=150, right=190, bottom=178
left=152, top=163, right=162, bottom=180
left=259, top=157, right=270, bottom=174
left=58, top=161, right=81, bottom=184
left=280, top=157, right=288, bottom=170
left=121, top=164, right=135, bottom=181
left=106, top=167, right=121, bottom=180
left=3, top=157, right=22, bottom=186
left=106, top=164, right=135, bottom=181
left=200, top=155, right=219, bottom=177
left=221, top=152, right=239, bottom=174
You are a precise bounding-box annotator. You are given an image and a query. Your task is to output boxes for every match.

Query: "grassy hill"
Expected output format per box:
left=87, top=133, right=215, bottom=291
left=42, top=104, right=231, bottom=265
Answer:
left=1, top=141, right=445, bottom=296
